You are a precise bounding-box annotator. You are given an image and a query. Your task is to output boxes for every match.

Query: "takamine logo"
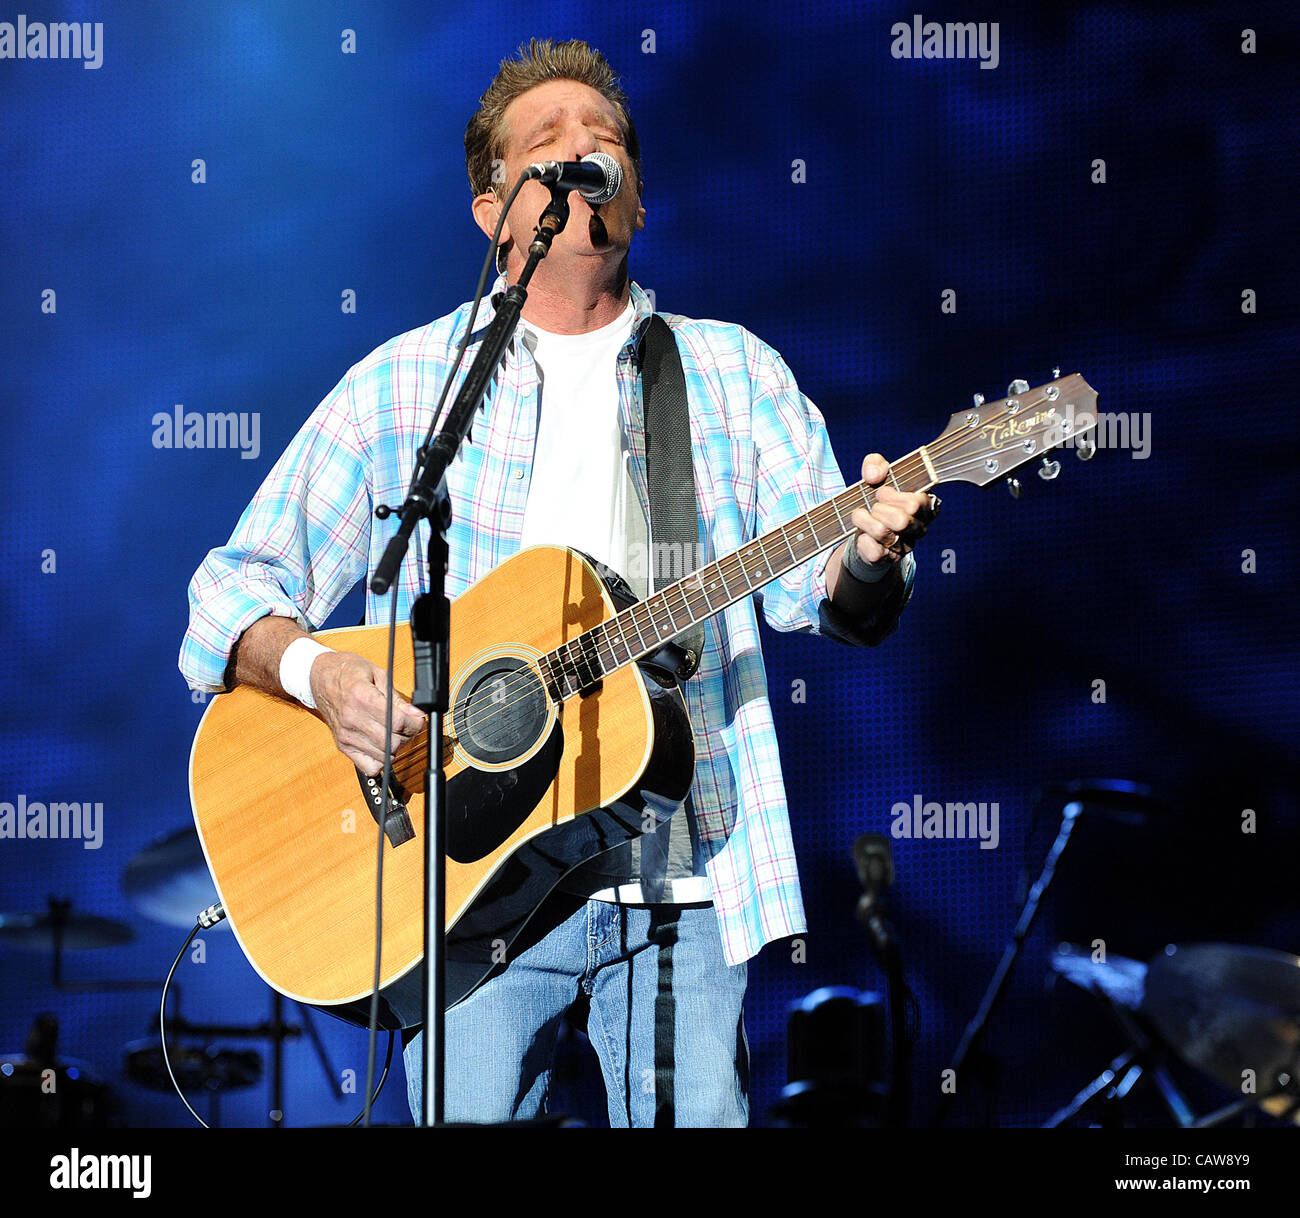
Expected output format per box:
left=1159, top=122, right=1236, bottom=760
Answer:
left=0, top=16, right=103, bottom=69
left=49, top=1149, right=151, bottom=1198
left=984, top=410, right=1057, bottom=449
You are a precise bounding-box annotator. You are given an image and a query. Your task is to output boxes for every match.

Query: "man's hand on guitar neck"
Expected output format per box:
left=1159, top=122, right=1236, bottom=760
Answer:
left=227, top=615, right=424, bottom=777
left=824, top=452, right=939, bottom=613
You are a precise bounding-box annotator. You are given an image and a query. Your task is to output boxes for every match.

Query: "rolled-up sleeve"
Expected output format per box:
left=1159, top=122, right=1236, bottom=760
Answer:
left=745, top=334, right=915, bottom=647
left=178, top=377, right=372, bottom=692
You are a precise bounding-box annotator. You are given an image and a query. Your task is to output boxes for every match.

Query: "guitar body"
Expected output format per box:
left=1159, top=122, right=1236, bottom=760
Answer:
left=189, top=546, right=695, bottom=1028
left=189, top=373, right=1098, bottom=1032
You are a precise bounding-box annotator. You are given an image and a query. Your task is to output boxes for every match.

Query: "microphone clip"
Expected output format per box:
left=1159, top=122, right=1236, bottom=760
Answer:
left=527, top=185, right=570, bottom=259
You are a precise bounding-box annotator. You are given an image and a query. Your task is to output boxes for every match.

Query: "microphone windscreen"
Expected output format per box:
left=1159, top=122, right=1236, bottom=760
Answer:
left=580, top=152, right=622, bottom=205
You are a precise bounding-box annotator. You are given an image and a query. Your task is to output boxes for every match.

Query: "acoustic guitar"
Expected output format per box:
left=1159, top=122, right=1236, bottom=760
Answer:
left=189, top=373, right=1098, bottom=1027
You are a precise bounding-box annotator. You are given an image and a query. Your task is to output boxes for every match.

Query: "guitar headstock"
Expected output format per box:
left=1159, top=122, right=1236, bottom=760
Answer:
left=927, top=373, right=1099, bottom=490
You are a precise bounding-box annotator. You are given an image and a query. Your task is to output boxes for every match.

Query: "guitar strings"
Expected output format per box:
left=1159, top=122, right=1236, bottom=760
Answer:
left=430, top=407, right=1077, bottom=750
left=424, top=388, right=1083, bottom=749
left=393, top=387, right=1085, bottom=757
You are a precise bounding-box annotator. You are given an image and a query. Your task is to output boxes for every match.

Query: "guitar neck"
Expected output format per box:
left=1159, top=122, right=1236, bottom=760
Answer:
left=538, top=370, right=1098, bottom=700
left=540, top=447, right=936, bottom=699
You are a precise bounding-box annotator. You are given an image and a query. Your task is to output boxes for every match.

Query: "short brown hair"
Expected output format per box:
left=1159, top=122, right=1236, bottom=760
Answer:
left=464, top=38, right=642, bottom=199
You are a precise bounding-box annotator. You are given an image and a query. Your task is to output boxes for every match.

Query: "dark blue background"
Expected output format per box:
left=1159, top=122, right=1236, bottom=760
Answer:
left=2, top=0, right=1296, bottom=1128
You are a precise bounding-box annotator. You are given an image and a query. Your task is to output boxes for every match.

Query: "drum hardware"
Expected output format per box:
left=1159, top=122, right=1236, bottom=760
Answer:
left=0, top=1013, right=113, bottom=1128
left=124, top=1034, right=262, bottom=1129
left=0, top=897, right=154, bottom=993
left=934, top=779, right=1172, bottom=1126
left=1044, top=941, right=1300, bottom=1126
left=1043, top=946, right=1196, bottom=1126
left=119, top=825, right=348, bottom=1125
left=155, top=929, right=345, bottom=1127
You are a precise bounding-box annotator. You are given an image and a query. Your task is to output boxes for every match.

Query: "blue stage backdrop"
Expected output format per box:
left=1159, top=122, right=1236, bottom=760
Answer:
left=1, top=1, right=1296, bottom=1128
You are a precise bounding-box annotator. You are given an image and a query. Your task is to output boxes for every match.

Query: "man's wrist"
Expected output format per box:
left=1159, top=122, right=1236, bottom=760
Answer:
left=279, top=637, right=333, bottom=708
left=841, top=536, right=899, bottom=585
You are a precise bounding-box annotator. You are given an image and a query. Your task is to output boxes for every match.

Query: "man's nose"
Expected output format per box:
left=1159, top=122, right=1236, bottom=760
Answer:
left=565, top=125, right=599, bottom=161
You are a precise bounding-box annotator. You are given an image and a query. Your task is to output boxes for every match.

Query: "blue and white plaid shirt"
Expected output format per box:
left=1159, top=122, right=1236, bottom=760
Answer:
left=180, top=277, right=915, bottom=966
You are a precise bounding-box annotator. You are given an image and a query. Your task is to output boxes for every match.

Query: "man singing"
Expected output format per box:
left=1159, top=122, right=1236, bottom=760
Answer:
left=180, top=38, right=937, bottom=1127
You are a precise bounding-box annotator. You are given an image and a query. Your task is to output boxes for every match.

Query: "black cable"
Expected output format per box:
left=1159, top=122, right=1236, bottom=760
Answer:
left=160, top=921, right=209, bottom=1128
left=362, top=168, right=532, bottom=1126
left=162, top=918, right=396, bottom=1127
left=362, top=588, right=402, bottom=1127
left=351, top=1030, right=395, bottom=1126
left=397, top=169, right=531, bottom=506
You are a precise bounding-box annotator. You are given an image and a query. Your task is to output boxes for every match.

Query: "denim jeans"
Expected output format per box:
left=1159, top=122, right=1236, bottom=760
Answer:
left=403, top=895, right=749, bottom=1127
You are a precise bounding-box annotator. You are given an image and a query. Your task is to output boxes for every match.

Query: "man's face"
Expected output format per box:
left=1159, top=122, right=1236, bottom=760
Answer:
left=473, top=79, right=645, bottom=274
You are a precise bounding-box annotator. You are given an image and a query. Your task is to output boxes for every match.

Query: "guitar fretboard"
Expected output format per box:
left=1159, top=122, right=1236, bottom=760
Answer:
left=538, top=448, right=935, bottom=699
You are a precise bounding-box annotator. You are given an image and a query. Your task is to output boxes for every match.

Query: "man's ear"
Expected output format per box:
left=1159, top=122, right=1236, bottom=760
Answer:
left=472, top=189, right=511, bottom=247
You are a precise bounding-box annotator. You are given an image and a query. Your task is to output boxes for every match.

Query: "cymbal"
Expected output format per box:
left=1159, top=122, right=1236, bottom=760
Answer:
left=122, top=827, right=221, bottom=929
left=1036, top=778, right=1174, bottom=825
left=1142, top=942, right=1300, bottom=1117
left=1049, top=943, right=1147, bottom=1010
left=0, top=911, right=134, bottom=951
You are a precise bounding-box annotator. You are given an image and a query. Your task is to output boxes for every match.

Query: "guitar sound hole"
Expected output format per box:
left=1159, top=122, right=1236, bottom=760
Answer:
left=455, top=657, right=549, bottom=766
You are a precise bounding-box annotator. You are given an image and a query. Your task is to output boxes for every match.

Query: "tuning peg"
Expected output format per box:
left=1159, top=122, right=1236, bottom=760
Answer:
left=1006, top=477, right=1022, bottom=499
left=972, top=392, right=985, bottom=409
left=1037, top=457, right=1061, bottom=481
left=1052, top=366, right=1061, bottom=380
left=1007, top=378, right=1029, bottom=396
left=1076, top=434, right=1096, bottom=461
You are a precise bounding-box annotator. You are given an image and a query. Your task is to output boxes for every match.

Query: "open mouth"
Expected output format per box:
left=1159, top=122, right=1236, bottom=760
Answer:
left=588, top=211, right=610, bottom=247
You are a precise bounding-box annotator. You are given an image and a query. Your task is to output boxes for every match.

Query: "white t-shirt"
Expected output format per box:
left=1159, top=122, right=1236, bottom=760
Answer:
left=517, top=300, right=643, bottom=584
left=518, top=301, right=710, bottom=905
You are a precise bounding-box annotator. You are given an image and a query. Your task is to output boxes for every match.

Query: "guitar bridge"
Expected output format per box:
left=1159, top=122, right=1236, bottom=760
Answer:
left=357, top=768, right=415, bottom=847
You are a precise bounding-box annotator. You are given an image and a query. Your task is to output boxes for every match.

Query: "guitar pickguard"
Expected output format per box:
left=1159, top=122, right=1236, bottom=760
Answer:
left=445, top=719, right=564, bottom=863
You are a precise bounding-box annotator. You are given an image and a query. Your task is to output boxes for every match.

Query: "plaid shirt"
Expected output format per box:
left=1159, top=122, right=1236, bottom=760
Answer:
left=180, top=277, right=915, bottom=966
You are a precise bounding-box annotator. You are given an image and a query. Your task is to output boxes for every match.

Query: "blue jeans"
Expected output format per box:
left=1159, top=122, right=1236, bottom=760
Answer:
left=403, top=896, right=749, bottom=1127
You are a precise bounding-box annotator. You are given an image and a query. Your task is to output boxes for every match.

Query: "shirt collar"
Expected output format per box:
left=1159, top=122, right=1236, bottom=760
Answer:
left=482, top=273, right=656, bottom=353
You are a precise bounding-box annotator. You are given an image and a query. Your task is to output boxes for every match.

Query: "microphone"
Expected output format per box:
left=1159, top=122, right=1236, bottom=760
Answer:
left=853, top=833, right=895, bottom=953
left=525, top=151, right=623, bottom=205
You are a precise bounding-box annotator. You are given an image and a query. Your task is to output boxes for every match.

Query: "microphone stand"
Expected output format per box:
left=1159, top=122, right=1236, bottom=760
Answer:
left=934, top=798, right=1084, bottom=1126
left=369, top=183, right=571, bottom=1128
left=854, top=835, right=910, bottom=1127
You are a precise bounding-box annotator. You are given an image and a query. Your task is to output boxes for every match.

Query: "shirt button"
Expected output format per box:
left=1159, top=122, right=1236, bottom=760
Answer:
left=514, top=468, right=524, bottom=479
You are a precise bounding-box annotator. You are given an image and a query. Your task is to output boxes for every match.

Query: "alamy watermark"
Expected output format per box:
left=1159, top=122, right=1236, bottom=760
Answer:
left=152, top=405, right=261, bottom=460
left=891, top=793, right=999, bottom=849
left=1048, top=398, right=1151, bottom=460
left=890, top=15, right=999, bottom=70
left=0, top=795, right=103, bottom=849
left=0, top=16, right=103, bottom=69
left=49, top=1149, right=150, bottom=1198
left=626, top=540, right=711, bottom=588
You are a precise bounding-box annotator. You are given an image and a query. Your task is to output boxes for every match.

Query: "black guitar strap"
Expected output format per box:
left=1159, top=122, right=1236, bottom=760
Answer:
left=640, top=314, right=704, bottom=680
